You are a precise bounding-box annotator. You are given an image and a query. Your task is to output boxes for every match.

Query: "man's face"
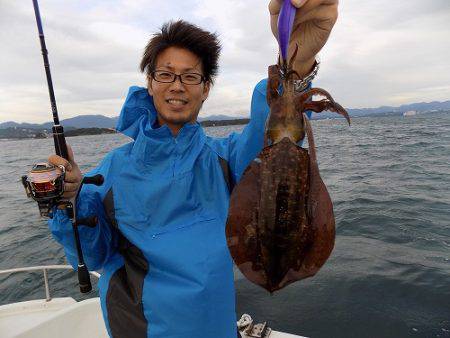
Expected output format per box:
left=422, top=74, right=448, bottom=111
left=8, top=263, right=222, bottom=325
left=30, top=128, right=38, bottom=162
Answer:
left=148, top=46, right=210, bottom=133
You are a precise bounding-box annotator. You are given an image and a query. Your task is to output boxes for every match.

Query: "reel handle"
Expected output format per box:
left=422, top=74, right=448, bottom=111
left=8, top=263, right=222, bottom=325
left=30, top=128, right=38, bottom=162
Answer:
left=82, top=174, right=104, bottom=186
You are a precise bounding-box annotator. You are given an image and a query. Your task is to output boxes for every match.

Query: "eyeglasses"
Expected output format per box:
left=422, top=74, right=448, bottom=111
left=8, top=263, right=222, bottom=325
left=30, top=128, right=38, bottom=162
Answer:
left=150, top=70, right=205, bottom=85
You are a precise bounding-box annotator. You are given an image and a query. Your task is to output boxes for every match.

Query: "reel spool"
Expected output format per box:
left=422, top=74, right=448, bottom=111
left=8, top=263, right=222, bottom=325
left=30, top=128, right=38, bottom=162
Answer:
left=22, top=162, right=66, bottom=217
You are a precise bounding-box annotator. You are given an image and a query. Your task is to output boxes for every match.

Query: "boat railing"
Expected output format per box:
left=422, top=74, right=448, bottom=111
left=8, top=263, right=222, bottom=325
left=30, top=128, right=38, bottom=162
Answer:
left=0, top=265, right=100, bottom=302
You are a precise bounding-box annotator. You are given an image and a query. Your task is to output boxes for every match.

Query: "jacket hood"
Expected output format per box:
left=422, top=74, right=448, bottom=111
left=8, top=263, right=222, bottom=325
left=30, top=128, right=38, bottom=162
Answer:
left=116, top=86, right=159, bottom=140
left=115, top=86, right=205, bottom=169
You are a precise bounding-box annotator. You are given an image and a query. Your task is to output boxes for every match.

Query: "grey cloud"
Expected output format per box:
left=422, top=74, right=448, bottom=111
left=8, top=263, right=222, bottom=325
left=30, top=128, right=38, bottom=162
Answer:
left=1, top=0, right=450, bottom=123
left=319, top=0, right=450, bottom=108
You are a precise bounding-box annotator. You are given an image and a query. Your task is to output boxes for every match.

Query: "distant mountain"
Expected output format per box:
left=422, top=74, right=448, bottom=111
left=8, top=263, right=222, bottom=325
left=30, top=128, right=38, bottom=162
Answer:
left=0, top=121, right=47, bottom=129
left=58, top=115, right=119, bottom=129
left=0, top=115, right=118, bottom=130
left=346, top=100, right=450, bottom=117
left=1, top=100, right=449, bottom=129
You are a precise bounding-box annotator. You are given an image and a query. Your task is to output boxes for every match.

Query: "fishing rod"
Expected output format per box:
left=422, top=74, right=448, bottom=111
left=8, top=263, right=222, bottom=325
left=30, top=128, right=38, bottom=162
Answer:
left=21, top=0, right=103, bottom=294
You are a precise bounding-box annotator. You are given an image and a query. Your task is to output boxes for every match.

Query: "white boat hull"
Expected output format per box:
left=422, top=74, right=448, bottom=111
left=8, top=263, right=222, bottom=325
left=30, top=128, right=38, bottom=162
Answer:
left=0, top=298, right=107, bottom=338
left=0, top=266, right=307, bottom=338
left=0, top=297, right=306, bottom=338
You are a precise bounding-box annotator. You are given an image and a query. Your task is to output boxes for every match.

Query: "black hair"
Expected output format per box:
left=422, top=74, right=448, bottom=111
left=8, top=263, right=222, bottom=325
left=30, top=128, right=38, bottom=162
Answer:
left=140, top=20, right=221, bottom=84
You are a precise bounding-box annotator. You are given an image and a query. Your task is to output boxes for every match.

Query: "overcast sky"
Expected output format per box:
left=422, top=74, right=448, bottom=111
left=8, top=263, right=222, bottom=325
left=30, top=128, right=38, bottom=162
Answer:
left=1, top=0, right=449, bottom=123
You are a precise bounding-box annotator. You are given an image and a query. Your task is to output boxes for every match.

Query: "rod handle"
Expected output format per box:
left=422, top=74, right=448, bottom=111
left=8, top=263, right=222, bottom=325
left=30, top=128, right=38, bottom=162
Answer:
left=77, top=264, right=92, bottom=293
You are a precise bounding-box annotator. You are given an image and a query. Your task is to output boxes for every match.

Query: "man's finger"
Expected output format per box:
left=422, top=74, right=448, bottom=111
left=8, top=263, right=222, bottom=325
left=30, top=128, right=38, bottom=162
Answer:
left=64, top=170, right=81, bottom=183
left=296, top=0, right=337, bottom=16
left=270, top=0, right=336, bottom=16
left=295, top=3, right=338, bottom=26
left=62, top=191, right=76, bottom=199
left=302, top=0, right=337, bottom=9
left=271, top=0, right=334, bottom=37
left=292, top=0, right=308, bottom=8
left=269, top=0, right=281, bottom=15
left=64, top=182, right=79, bottom=193
left=48, top=143, right=77, bottom=171
left=48, top=154, right=72, bottom=171
left=269, top=0, right=309, bottom=16
left=66, top=144, right=76, bottom=165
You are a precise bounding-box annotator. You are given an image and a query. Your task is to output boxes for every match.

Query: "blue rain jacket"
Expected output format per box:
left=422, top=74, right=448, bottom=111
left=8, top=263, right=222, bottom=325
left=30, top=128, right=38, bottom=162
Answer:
left=49, top=80, right=271, bottom=338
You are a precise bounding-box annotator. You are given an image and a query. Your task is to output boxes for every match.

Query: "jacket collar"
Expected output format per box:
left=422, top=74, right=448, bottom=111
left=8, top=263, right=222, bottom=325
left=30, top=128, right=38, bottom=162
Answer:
left=116, top=86, right=206, bottom=169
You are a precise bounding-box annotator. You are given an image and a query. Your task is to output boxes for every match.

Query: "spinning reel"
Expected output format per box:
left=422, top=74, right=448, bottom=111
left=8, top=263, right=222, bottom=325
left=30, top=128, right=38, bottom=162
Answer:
left=22, top=162, right=66, bottom=217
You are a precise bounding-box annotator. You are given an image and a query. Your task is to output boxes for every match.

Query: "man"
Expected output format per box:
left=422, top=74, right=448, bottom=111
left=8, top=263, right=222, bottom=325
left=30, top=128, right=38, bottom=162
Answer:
left=48, top=1, right=339, bottom=337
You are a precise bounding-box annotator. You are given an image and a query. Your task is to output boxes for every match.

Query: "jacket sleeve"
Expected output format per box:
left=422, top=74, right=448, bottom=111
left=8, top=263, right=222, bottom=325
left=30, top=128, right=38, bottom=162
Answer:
left=227, top=79, right=270, bottom=183
left=48, top=153, right=117, bottom=272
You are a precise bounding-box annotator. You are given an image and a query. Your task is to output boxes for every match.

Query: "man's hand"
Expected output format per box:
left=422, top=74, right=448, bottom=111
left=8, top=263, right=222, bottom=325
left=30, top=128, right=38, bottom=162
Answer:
left=269, top=0, right=339, bottom=77
left=48, top=144, right=82, bottom=200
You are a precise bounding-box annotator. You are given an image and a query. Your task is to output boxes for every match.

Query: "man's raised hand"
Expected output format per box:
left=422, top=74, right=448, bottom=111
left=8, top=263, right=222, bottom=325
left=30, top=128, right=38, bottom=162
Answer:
left=269, top=0, right=339, bottom=77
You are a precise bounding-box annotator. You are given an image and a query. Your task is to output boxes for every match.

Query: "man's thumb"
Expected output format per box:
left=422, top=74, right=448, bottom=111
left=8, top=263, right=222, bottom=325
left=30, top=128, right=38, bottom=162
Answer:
left=269, top=0, right=282, bottom=15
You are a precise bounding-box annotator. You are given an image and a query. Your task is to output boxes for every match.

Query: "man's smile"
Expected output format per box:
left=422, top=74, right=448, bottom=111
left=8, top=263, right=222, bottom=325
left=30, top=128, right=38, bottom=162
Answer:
left=166, top=98, right=188, bottom=107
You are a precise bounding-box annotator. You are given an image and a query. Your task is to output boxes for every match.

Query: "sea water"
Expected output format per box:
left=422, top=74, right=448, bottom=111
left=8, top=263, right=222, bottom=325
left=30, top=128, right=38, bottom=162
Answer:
left=0, top=112, right=449, bottom=337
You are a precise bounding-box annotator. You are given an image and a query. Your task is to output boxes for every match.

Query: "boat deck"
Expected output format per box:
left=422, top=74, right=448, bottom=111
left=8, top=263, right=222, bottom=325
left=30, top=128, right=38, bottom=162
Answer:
left=0, top=297, right=107, bottom=338
left=0, top=265, right=307, bottom=338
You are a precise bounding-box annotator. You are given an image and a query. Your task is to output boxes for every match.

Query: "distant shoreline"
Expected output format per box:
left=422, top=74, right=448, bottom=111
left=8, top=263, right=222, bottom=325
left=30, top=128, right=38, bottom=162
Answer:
left=0, top=127, right=117, bottom=140
left=0, top=119, right=252, bottom=140
left=1, top=110, right=448, bottom=140
left=201, top=118, right=250, bottom=127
